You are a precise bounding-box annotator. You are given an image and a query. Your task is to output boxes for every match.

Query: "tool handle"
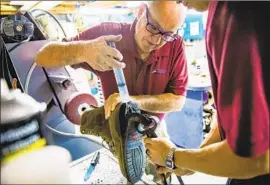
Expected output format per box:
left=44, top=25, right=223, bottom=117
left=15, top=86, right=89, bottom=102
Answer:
left=90, top=151, right=100, bottom=165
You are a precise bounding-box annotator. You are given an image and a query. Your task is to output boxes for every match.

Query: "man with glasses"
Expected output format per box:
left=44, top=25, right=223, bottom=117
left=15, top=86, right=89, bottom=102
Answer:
left=37, top=1, right=187, bottom=120
left=36, top=1, right=187, bottom=183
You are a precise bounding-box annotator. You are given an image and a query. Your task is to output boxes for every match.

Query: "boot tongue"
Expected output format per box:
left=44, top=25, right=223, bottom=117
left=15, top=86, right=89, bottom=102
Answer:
left=118, top=102, right=143, bottom=137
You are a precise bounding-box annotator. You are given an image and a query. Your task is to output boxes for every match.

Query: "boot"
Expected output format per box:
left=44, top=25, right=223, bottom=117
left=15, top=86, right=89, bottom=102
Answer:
left=80, top=106, right=115, bottom=153
left=80, top=104, right=146, bottom=184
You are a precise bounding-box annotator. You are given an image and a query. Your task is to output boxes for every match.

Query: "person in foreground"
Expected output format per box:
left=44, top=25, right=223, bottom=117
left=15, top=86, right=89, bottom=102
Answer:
left=145, top=1, right=270, bottom=184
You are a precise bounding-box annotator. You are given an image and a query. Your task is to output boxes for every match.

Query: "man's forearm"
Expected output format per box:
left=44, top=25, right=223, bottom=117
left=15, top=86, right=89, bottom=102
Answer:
left=35, top=41, right=90, bottom=68
left=175, top=140, right=269, bottom=179
left=131, top=93, right=185, bottom=113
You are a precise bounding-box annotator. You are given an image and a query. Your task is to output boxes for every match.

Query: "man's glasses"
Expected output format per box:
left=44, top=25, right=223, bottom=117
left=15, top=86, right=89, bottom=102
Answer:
left=145, top=7, right=177, bottom=42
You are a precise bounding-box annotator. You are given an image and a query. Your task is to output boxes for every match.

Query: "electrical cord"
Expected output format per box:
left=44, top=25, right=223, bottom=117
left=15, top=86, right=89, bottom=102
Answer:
left=26, top=9, right=69, bottom=112
left=25, top=62, right=37, bottom=94
left=45, top=124, right=110, bottom=150
left=24, top=62, right=55, bottom=107
left=8, top=36, right=32, bottom=53
left=24, top=62, right=58, bottom=109
left=30, top=9, right=67, bottom=38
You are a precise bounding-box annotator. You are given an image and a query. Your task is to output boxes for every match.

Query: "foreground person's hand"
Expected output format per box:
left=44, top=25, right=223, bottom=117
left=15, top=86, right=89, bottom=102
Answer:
left=144, top=137, right=176, bottom=167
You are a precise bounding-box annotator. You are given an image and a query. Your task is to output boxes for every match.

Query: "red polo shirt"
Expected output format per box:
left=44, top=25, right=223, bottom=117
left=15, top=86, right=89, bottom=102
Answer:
left=206, top=1, right=269, bottom=157
left=66, top=20, right=188, bottom=120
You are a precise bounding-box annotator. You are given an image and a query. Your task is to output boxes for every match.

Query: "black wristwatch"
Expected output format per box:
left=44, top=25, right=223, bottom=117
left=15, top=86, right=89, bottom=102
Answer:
left=165, top=147, right=176, bottom=170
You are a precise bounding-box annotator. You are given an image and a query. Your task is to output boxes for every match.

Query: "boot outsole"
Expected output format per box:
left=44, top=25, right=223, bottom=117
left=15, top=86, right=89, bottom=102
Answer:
left=119, top=103, right=146, bottom=184
left=125, top=141, right=146, bottom=183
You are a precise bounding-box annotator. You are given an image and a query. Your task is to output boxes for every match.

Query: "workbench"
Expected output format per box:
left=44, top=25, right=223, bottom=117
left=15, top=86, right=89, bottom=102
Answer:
left=69, top=148, right=155, bottom=184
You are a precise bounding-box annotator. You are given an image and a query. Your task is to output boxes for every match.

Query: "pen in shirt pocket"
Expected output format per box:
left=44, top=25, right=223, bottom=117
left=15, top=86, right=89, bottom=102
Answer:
left=152, top=69, right=167, bottom=74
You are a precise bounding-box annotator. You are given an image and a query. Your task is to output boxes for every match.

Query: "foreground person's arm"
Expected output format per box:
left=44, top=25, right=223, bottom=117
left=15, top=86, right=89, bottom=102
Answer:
left=174, top=140, right=269, bottom=179
left=145, top=137, right=269, bottom=179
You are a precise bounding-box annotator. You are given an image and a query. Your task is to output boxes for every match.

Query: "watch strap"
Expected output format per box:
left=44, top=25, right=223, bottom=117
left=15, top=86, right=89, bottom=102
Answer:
left=167, top=147, right=176, bottom=161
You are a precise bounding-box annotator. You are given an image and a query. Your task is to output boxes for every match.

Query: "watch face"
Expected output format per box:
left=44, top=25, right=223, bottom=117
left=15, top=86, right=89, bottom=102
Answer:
left=165, top=159, right=174, bottom=169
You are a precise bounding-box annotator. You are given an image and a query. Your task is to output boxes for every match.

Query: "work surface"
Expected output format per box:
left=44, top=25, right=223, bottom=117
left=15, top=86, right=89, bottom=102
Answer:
left=69, top=148, right=155, bottom=184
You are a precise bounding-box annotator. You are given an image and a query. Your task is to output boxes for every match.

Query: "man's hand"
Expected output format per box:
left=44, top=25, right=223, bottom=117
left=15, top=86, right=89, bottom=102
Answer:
left=86, top=35, right=125, bottom=71
left=144, top=137, right=176, bottom=167
left=35, top=34, right=125, bottom=69
left=104, top=93, right=121, bottom=119
left=156, top=166, right=194, bottom=177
